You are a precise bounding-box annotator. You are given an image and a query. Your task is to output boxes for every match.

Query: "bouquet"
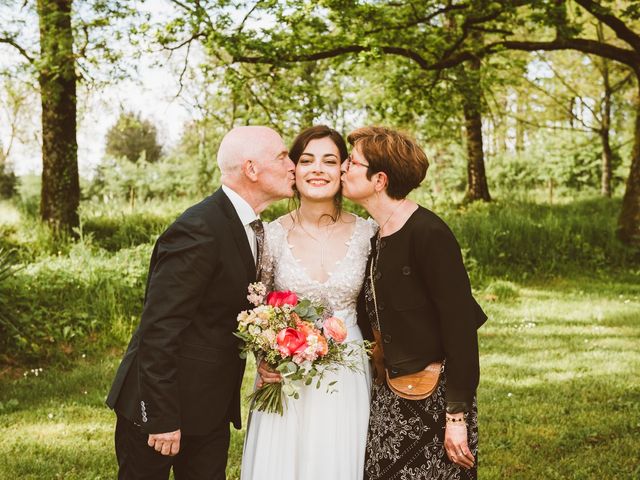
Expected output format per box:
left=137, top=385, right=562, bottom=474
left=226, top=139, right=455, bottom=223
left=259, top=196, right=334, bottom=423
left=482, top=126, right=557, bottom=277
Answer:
left=235, top=282, right=369, bottom=415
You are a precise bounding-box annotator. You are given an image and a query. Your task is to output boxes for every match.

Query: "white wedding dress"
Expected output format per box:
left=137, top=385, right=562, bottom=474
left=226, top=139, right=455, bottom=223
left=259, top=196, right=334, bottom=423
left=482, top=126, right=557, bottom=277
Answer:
left=240, top=215, right=376, bottom=480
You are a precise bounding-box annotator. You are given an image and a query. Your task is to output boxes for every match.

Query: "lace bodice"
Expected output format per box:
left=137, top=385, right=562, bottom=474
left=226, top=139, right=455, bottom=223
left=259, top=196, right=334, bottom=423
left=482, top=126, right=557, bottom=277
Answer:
left=260, top=215, right=377, bottom=326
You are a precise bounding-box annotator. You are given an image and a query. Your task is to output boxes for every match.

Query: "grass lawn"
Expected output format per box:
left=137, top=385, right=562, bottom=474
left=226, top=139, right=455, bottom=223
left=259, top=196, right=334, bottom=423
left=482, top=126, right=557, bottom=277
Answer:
left=1, top=276, right=639, bottom=479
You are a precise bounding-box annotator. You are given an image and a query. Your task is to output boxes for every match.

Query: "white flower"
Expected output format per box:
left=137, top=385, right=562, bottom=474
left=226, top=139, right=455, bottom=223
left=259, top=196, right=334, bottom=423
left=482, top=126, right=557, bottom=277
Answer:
left=248, top=324, right=261, bottom=336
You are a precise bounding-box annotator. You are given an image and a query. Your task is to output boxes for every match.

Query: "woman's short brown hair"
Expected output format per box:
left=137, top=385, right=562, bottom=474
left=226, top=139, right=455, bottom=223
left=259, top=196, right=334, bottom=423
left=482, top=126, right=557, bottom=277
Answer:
left=347, top=126, right=428, bottom=199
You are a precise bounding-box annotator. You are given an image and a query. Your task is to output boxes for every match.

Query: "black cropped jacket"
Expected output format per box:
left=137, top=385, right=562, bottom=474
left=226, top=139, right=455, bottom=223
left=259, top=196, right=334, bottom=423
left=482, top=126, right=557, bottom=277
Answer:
left=357, top=206, right=487, bottom=411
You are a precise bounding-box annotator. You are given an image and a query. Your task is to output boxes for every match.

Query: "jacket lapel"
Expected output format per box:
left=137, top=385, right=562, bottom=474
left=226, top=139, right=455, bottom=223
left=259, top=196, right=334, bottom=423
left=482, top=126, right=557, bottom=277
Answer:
left=214, top=188, right=257, bottom=282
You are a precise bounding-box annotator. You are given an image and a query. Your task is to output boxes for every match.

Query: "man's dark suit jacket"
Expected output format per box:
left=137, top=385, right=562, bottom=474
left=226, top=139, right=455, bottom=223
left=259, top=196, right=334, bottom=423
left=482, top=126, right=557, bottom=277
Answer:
left=106, top=188, right=255, bottom=436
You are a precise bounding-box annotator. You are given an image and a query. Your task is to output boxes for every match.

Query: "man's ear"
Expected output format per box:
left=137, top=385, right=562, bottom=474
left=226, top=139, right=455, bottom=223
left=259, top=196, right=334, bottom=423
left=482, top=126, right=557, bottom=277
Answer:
left=242, top=159, right=259, bottom=182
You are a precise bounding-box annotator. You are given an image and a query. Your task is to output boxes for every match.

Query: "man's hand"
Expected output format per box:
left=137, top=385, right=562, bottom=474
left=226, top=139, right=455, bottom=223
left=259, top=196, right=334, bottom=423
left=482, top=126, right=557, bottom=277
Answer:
left=148, top=429, right=181, bottom=456
left=257, top=360, right=281, bottom=388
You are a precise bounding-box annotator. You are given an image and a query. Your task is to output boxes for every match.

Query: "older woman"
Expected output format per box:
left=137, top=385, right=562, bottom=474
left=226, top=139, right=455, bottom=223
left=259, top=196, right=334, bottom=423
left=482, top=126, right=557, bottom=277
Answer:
left=341, top=126, right=486, bottom=480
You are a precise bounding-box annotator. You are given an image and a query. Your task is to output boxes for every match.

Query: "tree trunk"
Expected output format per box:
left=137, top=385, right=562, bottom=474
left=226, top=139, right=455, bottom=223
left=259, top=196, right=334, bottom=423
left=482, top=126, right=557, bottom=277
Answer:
left=462, top=99, right=491, bottom=202
left=600, top=127, right=613, bottom=198
left=515, top=94, right=525, bottom=152
left=597, top=23, right=613, bottom=198
left=461, top=57, right=491, bottom=202
left=617, top=85, right=640, bottom=246
left=37, top=0, right=79, bottom=233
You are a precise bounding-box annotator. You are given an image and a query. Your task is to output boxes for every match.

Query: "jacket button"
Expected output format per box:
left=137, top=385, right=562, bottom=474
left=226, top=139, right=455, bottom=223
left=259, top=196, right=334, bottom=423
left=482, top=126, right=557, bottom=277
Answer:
left=402, top=266, right=411, bottom=275
left=380, top=240, right=387, bottom=249
left=383, top=334, right=392, bottom=344
left=378, top=302, right=385, bottom=311
left=375, top=271, right=382, bottom=280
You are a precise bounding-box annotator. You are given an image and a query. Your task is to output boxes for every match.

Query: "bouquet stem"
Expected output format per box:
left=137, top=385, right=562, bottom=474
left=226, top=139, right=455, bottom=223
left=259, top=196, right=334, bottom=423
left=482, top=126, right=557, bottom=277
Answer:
left=248, top=383, right=284, bottom=415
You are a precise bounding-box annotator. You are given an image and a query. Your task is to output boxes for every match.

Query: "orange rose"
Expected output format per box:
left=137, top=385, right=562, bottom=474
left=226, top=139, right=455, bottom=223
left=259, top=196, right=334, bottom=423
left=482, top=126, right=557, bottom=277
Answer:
left=323, top=316, right=347, bottom=343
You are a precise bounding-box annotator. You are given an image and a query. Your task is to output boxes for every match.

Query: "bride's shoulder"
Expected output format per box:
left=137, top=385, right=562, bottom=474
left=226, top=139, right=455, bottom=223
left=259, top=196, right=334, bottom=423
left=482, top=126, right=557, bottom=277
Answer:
left=343, top=212, right=377, bottom=239
left=264, top=213, right=293, bottom=236
left=349, top=213, right=378, bottom=236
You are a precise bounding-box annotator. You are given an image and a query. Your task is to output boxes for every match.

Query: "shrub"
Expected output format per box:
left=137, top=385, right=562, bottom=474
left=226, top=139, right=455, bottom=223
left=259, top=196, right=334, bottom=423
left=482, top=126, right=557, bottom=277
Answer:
left=0, top=243, right=150, bottom=364
left=81, top=212, right=172, bottom=251
left=442, top=197, right=639, bottom=280
left=0, top=168, right=17, bottom=199
left=484, top=280, right=520, bottom=302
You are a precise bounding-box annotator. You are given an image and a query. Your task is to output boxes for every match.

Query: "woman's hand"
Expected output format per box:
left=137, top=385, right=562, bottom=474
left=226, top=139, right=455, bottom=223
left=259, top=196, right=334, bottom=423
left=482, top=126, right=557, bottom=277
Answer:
left=371, top=343, right=386, bottom=385
left=256, top=360, right=281, bottom=388
left=444, top=415, right=474, bottom=469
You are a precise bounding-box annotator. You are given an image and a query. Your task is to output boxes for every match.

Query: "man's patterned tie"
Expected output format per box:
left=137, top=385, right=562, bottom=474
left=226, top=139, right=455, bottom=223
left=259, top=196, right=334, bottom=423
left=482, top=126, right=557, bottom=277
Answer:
left=249, top=219, right=264, bottom=279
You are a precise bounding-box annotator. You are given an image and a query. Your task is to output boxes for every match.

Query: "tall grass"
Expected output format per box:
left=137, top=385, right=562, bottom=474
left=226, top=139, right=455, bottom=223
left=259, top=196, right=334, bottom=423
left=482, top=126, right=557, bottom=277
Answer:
left=432, top=197, right=639, bottom=281
left=0, top=240, right=149, bottom=364
left=1, top=195, right=638, bottom=365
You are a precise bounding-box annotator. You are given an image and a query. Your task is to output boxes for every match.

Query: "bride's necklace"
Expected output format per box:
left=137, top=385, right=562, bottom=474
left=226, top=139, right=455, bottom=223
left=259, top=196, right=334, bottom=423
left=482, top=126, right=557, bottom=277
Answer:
left=295, top=209, right=337, bottom=273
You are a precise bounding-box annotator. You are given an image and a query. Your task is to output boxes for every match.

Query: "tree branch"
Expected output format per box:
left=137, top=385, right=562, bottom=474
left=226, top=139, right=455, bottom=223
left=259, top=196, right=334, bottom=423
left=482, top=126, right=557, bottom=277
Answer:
left=574, top=0, right=640, bottom=53
left=234, top=43, right=482, bottom=71
left=495, top=38, right=639, bottom=70
left=535, top=53, right=600, bottom=121
left=364, top=4, right=470, bottom=35
left=163, top=32, right=203, bottom=52
left=168, top=0, right=196, bottom=13
left=0, top=36, right=35, bottom=64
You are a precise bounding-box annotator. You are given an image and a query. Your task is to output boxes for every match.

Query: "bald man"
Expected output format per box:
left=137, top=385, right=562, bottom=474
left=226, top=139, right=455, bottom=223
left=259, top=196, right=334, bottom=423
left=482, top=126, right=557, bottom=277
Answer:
left=107, top=126, right=295, bottom=479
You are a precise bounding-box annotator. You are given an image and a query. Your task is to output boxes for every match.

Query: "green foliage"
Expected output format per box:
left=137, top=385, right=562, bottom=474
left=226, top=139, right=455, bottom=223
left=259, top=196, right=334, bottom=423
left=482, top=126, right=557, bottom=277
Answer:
left=104, top=110, right=163, bottom=163
left=443, top=197, right=639, bottom=281
left=86, top=154, right=207, bottom=204
left=484, top=279, right=520, bottom=302
left=14, top=174, right=41, bottom=220
left=81, top=212, right=171, bottom=252
left=1, top=242, right=149, bottom=364
left=486, top=130, right=627, bottom=196
left=0, top=168, right=17, bottom=199
left=0, top=248, right=20, bottom=349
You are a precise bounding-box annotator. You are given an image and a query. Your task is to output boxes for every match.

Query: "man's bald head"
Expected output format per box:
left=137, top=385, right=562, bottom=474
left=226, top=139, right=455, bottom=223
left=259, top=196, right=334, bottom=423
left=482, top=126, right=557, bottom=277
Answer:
left=216, top=126, right=284, bottom=176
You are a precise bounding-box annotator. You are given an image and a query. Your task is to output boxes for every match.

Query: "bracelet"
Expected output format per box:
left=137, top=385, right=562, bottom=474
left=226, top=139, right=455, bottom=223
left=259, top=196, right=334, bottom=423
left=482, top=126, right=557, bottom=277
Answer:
left=445, top=415, right=466, bottom=425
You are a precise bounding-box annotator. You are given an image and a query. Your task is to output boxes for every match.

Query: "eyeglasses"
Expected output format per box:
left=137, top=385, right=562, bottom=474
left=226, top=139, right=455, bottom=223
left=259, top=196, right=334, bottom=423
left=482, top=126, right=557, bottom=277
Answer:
left=346, top=154, right=370, bottom=171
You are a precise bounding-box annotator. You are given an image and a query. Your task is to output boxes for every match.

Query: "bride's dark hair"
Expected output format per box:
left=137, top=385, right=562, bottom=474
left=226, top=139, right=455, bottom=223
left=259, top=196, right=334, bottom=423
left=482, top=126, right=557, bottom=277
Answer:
left=288, top=125, right=348, bottom=223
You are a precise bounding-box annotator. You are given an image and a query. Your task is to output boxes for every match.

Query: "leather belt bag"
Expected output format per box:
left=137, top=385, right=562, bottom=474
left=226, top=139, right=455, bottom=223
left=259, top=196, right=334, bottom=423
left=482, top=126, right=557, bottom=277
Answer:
left=372, top=328, right=441, bottom=400
left=385, top=361, right=442, bottom=400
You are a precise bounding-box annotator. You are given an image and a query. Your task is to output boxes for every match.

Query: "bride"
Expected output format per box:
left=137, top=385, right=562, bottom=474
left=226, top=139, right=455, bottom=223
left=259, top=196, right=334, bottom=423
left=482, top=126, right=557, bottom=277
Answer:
left=240, top=125, right=376, bottom=480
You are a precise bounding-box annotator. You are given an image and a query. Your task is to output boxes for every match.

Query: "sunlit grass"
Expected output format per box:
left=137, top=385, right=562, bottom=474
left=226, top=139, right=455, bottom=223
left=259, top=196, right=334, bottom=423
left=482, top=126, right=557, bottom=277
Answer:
left=0, top=200, right=20, bottom=225
left=1, top=278, right=639, bottom=479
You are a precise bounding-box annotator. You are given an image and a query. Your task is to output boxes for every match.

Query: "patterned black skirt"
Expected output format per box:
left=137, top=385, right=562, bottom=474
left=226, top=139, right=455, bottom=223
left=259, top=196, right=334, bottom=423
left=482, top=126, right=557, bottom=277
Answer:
left=363, top=365, right=478, bottom=480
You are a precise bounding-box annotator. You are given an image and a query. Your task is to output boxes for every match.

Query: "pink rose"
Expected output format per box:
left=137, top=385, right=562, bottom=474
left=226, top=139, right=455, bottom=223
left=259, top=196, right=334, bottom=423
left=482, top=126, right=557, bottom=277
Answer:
left=267, top=290, right=298, bottom=307
left=276, top=327, right=307, bottom=356
left=323, top=316, right=347, bottom=343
